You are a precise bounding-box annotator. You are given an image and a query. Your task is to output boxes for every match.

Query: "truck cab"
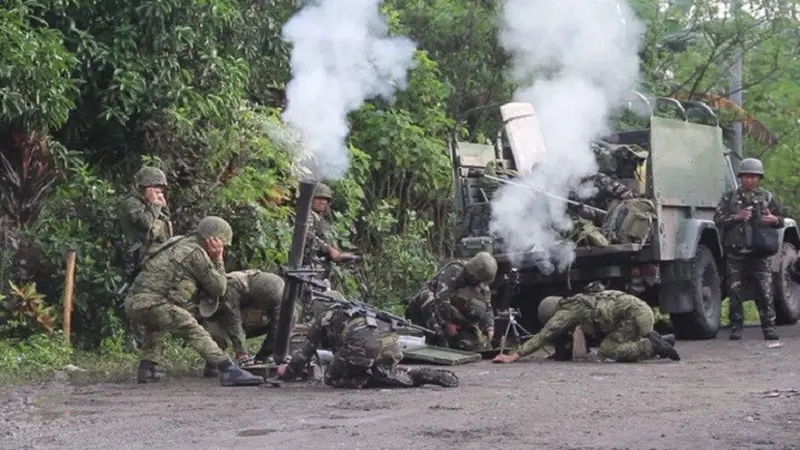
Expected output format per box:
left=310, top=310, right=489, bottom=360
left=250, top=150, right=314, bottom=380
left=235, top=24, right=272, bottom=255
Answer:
left=450, top=94, right=800, bottom=340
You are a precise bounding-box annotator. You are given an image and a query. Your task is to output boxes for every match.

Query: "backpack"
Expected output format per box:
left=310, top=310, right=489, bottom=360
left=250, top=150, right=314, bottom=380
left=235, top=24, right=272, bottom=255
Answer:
left=600, top=198, right=656, bottom=244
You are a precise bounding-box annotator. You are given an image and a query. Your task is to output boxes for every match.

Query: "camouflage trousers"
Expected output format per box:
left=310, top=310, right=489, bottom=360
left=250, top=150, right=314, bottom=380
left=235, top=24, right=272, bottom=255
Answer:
left=725, top=255, right=776, bottom=332
left=596, top=306, right=655, bottom=362
left=324, top=326, right=415, bottom=389
left=124, top=295, right=227, bottom=365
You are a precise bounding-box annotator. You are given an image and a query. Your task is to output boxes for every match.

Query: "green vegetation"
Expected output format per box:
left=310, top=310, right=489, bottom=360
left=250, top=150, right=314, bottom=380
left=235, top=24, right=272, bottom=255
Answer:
left=1, top=0, right=798, bottom=382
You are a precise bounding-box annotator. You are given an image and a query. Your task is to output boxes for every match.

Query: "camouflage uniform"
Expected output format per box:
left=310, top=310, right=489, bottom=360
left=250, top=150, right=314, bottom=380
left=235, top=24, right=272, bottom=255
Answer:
left=119, top=167, right=173, bottom=274
left=124, top=216, right=263, bottom=386
left=517, top=289, right=679, bottom=362
left=201, top=270, right=286, bottom=358
left=284, top=303, right=458, bottom=389
left=572, top=173, right=635, bottom=223
left=405, top=252, right=497, bottom=351
left=714, top=158, right=785, bottom=340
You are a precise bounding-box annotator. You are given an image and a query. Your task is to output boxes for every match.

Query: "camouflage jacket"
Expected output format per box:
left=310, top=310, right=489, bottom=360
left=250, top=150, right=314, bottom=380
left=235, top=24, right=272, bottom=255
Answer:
left=119, top=194, right=173, bottom=261
left=207, top=269, right=262, bottom=354
left=516, top=290, right=648, bottom=358
left=126, top=235, right=227, bottom=309
left=572, top=173, right=634, bottom=222
left=714, top=186, right=785, bottom=254
left=412, top=261, right=493, bottom=333
left=288, top=305, right=389, bottom=372
left=304, top=211, right=336, bottom=273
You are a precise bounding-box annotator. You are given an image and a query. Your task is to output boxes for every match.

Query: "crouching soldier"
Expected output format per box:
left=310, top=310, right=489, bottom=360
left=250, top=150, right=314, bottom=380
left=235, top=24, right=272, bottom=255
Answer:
left=199, top=270, right=287, bottom=377
left=276, top=302, right=459, bottom=389
left=405, top=252, right=497, bottom=351
left=493, top=282, right=680, bottom=364
left=123, top=216, right=264, bottom=386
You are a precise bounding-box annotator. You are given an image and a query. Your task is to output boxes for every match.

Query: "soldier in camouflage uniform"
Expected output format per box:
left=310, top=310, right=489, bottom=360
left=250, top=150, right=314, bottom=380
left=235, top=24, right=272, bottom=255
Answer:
left=493, top=282, right=680, bottom=364
left=405, top=252, right=498, bottom=351
left=119, top=167, right=174, bottom=281
left=199, top=270, right=286, bottom=377
left=714, top=158, right=784, bottom=341
left=276, top=302, right=459, bottom=389
left=123, top=216, right=264, bottom=386
left=570, top=173, right=635, bottom=224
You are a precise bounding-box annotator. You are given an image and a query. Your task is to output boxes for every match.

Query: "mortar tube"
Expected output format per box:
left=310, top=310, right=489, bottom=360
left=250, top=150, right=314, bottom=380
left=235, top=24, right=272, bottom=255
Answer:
left=272, top=179, right=317, bottom=363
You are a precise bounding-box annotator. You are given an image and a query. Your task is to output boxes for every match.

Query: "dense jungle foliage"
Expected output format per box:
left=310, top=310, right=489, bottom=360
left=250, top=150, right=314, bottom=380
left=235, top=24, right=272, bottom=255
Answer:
left=1, top=0, right=799, bottom=359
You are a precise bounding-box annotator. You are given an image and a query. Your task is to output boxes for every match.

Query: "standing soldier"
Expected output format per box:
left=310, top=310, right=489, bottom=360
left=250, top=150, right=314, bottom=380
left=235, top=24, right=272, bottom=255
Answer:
left=493, top=282, right=680, bottom=364
left=276, top=302, right=459, bottom=389
left=405, top=252, right=497, bottom=351
left=199, top=270, right=287, bottom=376
left=119, top=166, right=173, bottom=283
left=714, top=157, right=785, bottom=341
left=123, top=216, right=264, bottom=386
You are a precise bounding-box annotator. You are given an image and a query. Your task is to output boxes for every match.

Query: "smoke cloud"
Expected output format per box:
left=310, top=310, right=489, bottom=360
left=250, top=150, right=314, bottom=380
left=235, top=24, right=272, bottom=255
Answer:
left=280, top=0, right=417, bottom=180
left=490, top=0, right=645, bottom=273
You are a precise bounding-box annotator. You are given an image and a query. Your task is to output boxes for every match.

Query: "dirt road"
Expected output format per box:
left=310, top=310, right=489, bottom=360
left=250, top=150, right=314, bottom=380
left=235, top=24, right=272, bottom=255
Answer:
left=2, top=326, right=799, bottom=450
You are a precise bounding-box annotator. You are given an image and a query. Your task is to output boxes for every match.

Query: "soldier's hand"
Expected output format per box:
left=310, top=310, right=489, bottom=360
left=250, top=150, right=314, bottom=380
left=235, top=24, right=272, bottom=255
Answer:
left=492, top=353, right=520, bottom=364
left=204, top=237, right=224, bottom=261
left=145, top=187, right=167, bottom=206
left=276, top=364, right=289, bottom=378
left=735, top=207, right=753, bottom=222
left=328, top=246, right=341, bottom=261
left=761, top=209, right=779, bottom=225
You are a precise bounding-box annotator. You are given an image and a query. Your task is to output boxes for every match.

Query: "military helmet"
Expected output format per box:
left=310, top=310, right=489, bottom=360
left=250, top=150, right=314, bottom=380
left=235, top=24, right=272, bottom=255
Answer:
left=134, top=167, right=168, bottom=187
left=195, top=216, right=233, bottom=246
left=584, top=281, right=606, bottom=293
left=737, top=158, right=764, bottom=178
left=463, top=252, right=498, bottom=284
left=313, top=183, right=333, bottom=200
left=251, top=272, right=286, bottom=303
left=538, top=296, right=563, bottom=323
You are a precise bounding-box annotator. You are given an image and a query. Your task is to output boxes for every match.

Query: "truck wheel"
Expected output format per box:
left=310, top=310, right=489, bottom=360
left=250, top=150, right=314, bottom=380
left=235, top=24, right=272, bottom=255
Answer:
left=773, top=242, right=800, bottom=325
left=671, top=245, right=722, bottom=340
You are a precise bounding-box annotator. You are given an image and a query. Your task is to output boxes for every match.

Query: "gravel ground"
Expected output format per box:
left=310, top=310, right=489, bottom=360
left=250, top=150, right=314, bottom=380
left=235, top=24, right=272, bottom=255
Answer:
left=1, top=325, right=798, bottom=450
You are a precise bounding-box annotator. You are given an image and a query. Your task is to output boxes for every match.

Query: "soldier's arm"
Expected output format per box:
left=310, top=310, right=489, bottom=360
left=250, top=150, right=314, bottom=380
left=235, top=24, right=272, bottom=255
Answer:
left=185, top=248, right=228, bottom=298
left=713, top=192, right=737, bottom=230
left=287, top=319, right=324, bottom=373
left=767, top=194, right=786, bottom=228
left=516, top=309, right=579, bottom=359
left=122, top=197, right=163, bottom=232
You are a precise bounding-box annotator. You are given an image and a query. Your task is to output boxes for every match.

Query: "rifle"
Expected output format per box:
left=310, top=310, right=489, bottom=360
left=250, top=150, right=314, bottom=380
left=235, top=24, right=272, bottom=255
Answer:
left=282, top=267, right=437, bottom=337
left=483, top=174, right=607, bottom=216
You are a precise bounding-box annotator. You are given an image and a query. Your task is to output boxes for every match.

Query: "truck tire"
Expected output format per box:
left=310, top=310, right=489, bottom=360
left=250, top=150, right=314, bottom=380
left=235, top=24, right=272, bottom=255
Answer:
left=670, top=245, right=722, bottom=340
left=773, top=242, right=800, bottom=325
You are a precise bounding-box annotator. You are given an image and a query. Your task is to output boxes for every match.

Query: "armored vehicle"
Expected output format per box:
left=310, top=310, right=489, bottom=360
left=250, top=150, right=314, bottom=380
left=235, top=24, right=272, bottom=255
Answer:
left=450, top=94, right=800, bottom=340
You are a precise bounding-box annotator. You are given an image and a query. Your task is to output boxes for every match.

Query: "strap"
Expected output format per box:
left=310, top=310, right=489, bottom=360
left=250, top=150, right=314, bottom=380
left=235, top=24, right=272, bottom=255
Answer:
left=139, top=235, right=185, bottom=267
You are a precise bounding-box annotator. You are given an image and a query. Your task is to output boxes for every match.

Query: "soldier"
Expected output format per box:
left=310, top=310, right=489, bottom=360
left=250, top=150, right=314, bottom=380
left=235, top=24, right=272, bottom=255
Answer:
left=714, top=157, right=784, bottom=341
left=119, top=167, right=174, bottom=282
left=570, top=172, right=635, bottom=224
left=492, top=282, right=680, bottom=364
left=276, top=302, right=459, bottom=389
left=123, top=216, right=264, bottom=386
left=405, top=252, right=497, bottom=351
left=199, top=270, right=286, bottom=377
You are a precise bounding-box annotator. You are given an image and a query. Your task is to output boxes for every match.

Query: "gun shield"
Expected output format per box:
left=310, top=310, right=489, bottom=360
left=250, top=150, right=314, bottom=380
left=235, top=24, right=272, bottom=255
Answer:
left=272, top=179, right=317, bottom=363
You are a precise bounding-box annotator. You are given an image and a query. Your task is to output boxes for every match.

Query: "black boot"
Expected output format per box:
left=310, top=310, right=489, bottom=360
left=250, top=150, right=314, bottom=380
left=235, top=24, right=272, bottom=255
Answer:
left=137, top=360, right=166, bottom=383
left=763, top=328, right=779, bottom=341
left=408, top=367, right=459, bottom=387
left=661, top=334, right=676, bottom=346
left=218, top=359, right=264, bottom=386
left=729, top=324, right=743, bottom=341
left=647, top=331, right=680, bottom=361
left=203, top=361, right=218, bottom=378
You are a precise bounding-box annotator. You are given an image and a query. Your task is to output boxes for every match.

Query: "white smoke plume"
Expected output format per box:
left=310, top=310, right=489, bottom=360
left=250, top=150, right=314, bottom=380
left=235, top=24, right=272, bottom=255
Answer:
left=490, top=0, right=645, bottom=273
left=280, top=0, right=417, bottom=180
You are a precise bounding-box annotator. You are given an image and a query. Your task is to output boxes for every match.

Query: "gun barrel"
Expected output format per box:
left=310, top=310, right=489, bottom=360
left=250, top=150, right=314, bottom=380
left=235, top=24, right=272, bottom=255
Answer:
left=484, top=174, right=607, bottom=214
left=273, top=180, right=317, bottom=363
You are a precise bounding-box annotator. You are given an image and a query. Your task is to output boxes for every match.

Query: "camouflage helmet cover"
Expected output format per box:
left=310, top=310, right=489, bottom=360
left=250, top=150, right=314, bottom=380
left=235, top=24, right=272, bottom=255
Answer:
left=195, top=216, right=233, bottom=246
left=538, top=296, right=563, bottom=323
left=463, top=252, right=498, bottom=284
left=134, top=167, right=168, bottom=187
left=251, top=272, right=286, bottom=304
left=313, top=183, right=333, bottom=200
left=737, top=158, right=764, bottom=178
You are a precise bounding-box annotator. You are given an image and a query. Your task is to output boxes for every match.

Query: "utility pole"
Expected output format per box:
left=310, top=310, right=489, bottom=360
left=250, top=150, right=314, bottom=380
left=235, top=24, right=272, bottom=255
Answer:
left=729, top=0, right=744, bottom=159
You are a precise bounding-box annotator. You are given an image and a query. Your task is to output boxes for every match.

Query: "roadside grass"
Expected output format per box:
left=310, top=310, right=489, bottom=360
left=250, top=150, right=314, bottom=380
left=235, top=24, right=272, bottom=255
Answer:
left=653, top=298, right=762, bottom=331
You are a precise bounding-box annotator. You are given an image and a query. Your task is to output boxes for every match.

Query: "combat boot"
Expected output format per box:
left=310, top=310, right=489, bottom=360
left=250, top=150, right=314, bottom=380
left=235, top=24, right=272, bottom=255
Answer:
left=661, top=334, right=676, bottom=346
left=763, top=329, right=779, bottom=341
left=217, top=360, right=264, bottom=387
left=408, top=367, right=459, bottom=388
left=647, top=331, right=680, bottom=361
left=202, top=361, right=218, bottom=378
left=729, top=324, right=743, bottom=340
left=136, top=360, right=166, bottom=383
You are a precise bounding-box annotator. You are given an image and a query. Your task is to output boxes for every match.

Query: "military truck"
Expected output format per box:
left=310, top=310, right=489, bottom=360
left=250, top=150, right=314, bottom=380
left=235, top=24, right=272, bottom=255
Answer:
left=450, top=94, right=800, bottom=340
